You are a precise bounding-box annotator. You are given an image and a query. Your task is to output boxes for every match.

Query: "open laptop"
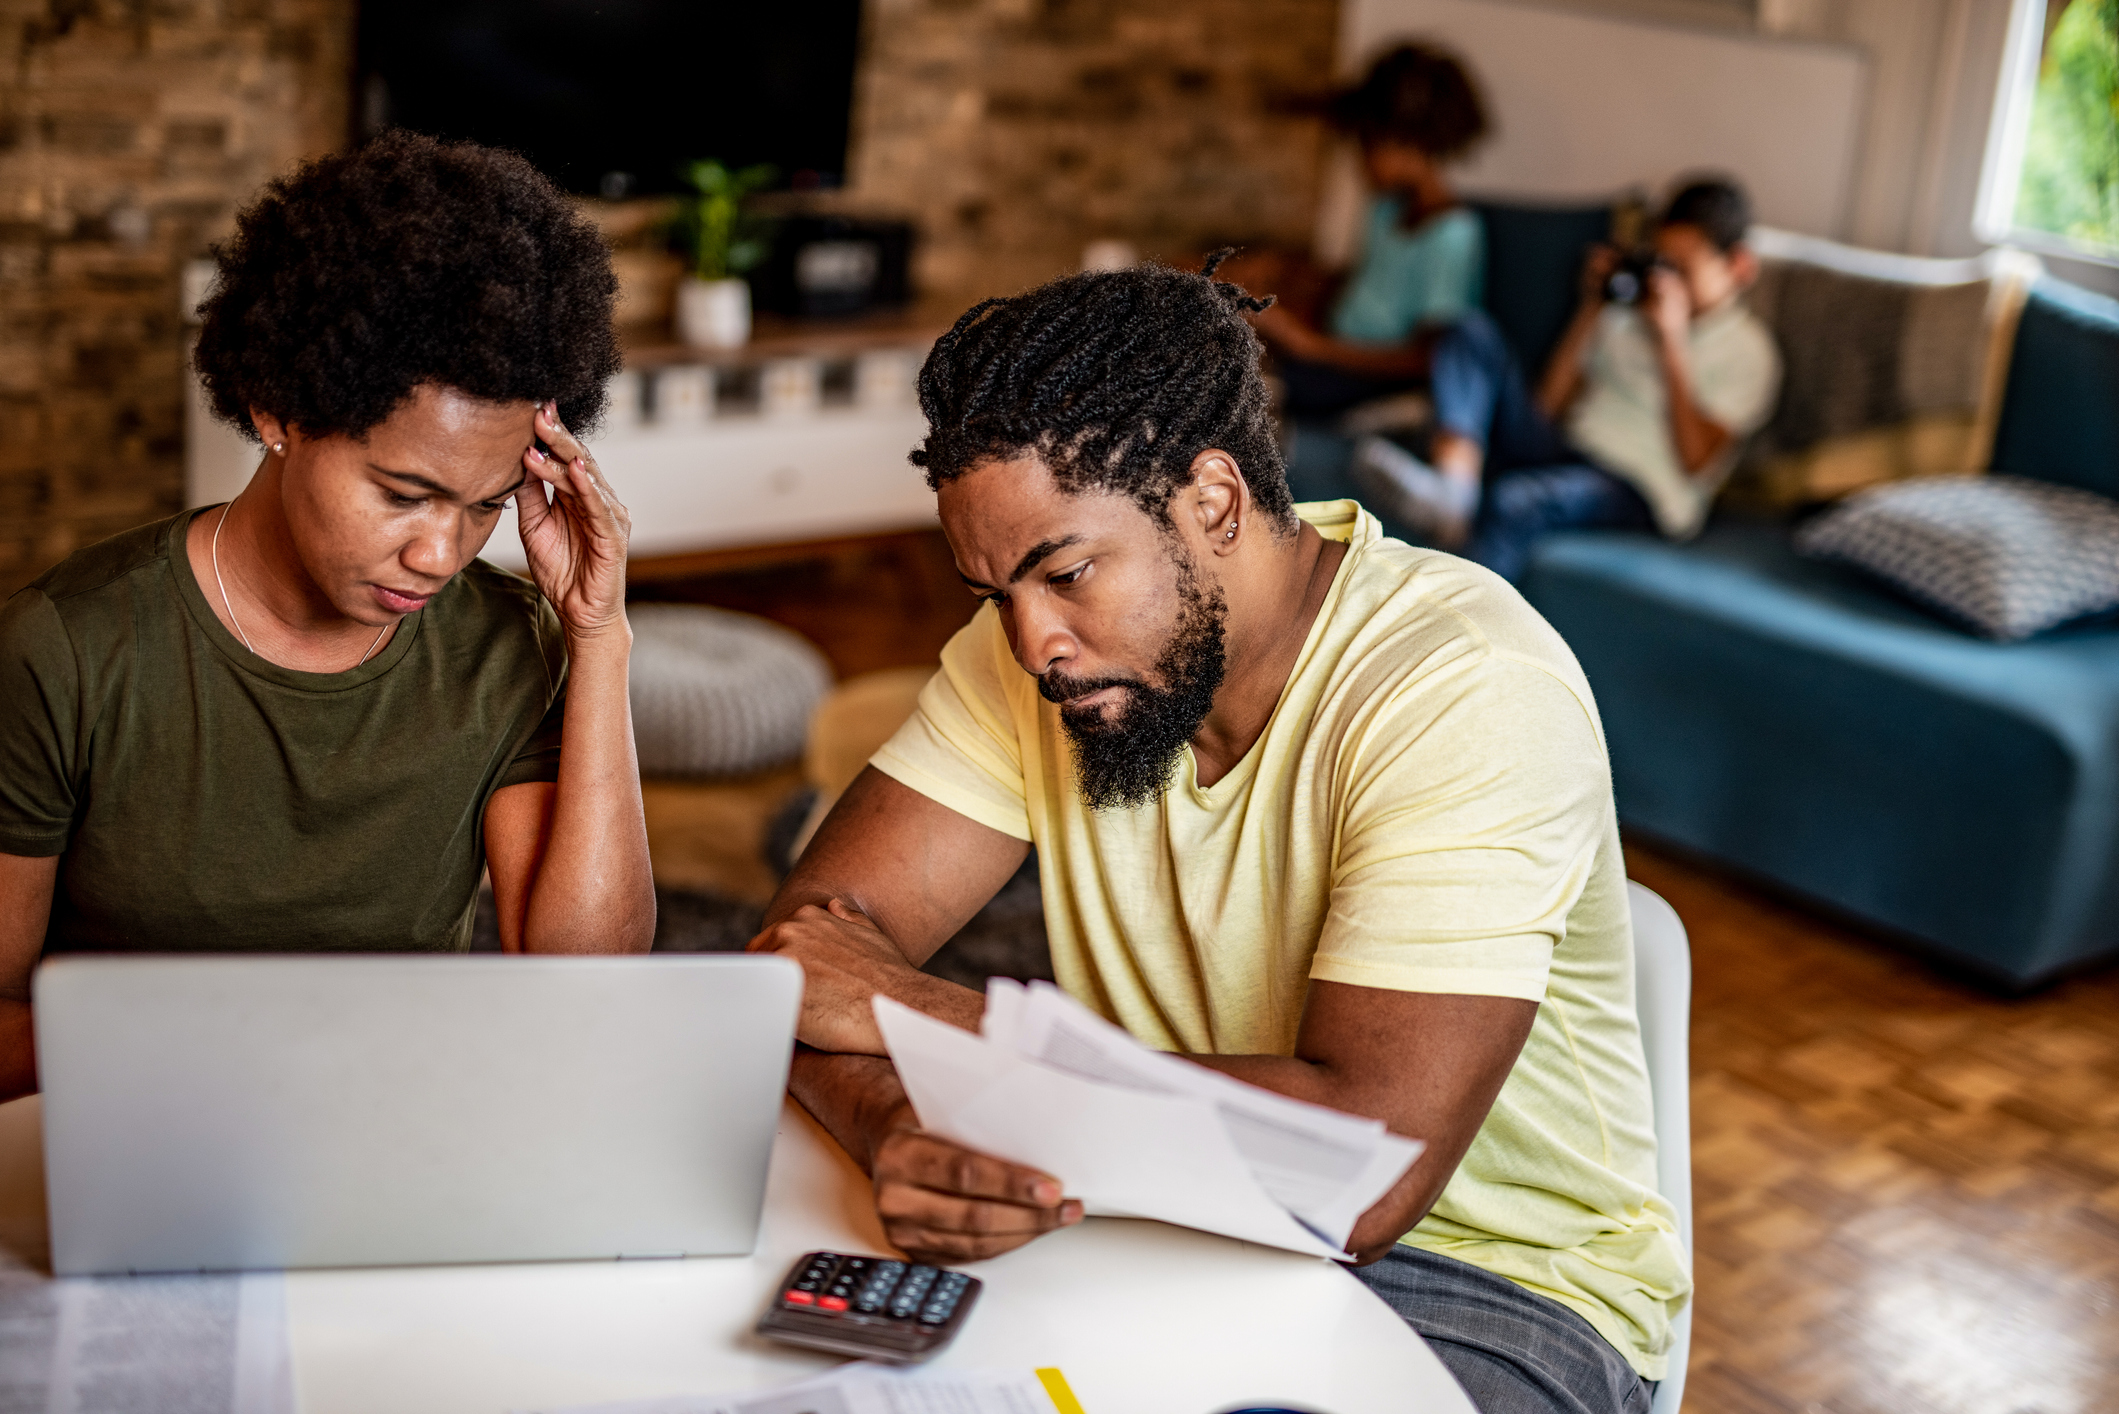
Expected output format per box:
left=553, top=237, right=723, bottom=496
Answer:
left=33, top=953, right=801, bottom=1276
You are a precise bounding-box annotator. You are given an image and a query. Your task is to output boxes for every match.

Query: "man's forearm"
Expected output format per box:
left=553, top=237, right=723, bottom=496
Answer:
left=525, top=629, right=655, bottom=953
left=0, top=1000, right=34, bottom=1105
left=788, top=1047, right=915, bottom=1175
left=1183, top=988, right=1537, bottom=1264
left=1177, top=1051, right=1451, bottom=1260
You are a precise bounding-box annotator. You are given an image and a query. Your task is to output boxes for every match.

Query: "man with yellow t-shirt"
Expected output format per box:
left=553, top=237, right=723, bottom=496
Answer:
left=749, top=258, right=1687, bottom=1414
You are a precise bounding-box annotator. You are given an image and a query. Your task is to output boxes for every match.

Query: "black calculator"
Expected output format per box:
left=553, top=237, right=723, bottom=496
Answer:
left=755, top=1250, right=983, bottom=1363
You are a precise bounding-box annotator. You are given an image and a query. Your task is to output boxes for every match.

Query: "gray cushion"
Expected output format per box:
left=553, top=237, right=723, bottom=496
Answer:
left=628, top=605, right=833, bottom=777
left=1794, top=475, right=2119, bottom=641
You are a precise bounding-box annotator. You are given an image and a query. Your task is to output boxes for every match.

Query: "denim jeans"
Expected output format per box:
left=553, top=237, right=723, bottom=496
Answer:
left=1464, top=464, right=1654, bottom=584
left=1429, top=310, right=1576, bottom=472
left=1352, top=1245, right=1657, bottom=1414
left=1428, top=310, right=1656, bottom=583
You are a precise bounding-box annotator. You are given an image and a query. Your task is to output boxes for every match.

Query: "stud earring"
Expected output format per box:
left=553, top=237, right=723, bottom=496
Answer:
left=272, top=442, right=285, bottom=455
left=1224, top=519, right=1238, bottom=540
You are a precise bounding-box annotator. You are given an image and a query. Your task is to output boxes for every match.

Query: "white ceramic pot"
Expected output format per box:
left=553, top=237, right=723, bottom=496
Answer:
left=676, top=277, right=751, bottom=349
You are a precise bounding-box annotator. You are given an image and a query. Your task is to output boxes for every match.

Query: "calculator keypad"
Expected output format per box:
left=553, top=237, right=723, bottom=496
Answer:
left=760, top=1251, right=983, bottom=1363
left=784, top=1255, right=959, bottom=1324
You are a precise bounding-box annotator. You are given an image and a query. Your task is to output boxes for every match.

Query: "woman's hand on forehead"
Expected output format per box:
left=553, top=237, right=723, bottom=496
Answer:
left=515, top=401, right=632, bottom=640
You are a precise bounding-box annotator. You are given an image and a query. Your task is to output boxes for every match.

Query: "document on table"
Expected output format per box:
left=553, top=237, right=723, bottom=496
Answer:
left=876, top=980, right=1424, bottom=1260
left=522, top=1362, right=1081, bottom=1414
left=0, top=1266, right=294, bottom=1414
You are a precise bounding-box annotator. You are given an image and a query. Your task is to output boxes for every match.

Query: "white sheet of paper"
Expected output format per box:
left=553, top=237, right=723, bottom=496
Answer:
left=980, top=978, right=1027, bottom=1053
left=521, top=1362, right=1065, bottom=1414
left=989, top=982, right=1424, bottom=1249
left=877, top=998, right=1346, bottom=1259
left=0, top=1268, right=294, bottom=1414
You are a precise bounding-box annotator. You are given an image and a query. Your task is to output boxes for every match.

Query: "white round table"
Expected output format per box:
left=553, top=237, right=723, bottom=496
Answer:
left=0, top=1096, right=1472, bottom=1414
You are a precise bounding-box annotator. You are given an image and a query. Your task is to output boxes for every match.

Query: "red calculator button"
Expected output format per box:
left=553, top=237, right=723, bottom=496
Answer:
left=783, top=1290, right=815, bottom=1305
left=818, top=1296, right=849, bottom=1311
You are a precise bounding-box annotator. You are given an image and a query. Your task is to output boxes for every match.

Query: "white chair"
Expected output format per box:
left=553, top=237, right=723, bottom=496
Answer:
left=1627, top=881, right=1694, bottom=1414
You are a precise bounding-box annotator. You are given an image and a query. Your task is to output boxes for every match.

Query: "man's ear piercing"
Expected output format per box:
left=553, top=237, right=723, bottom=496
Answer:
left=271, top=442, right=285, bottom=455
left=1225, top=519, right=1238, bottom=540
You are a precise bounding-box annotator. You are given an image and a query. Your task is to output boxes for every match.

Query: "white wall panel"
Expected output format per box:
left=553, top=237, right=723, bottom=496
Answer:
left=1327, top=0, right=1868, bottom=240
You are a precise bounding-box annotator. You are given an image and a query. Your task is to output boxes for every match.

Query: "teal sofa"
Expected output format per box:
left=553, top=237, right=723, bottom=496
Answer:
left=1523, top=278, right=2119, bottom=989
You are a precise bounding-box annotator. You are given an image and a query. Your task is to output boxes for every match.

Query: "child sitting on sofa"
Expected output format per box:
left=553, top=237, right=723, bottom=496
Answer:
left=1238, top=43, right=1491, bottom=418
left=1355, top=177, right=1783, bottom=582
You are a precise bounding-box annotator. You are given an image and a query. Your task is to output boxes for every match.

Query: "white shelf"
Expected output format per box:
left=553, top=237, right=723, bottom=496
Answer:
left=184, top=349, right=940, bottom=568
left=483, top=403, right=939, bottom=571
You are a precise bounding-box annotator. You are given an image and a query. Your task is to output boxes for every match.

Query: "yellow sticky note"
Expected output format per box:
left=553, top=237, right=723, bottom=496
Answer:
left=1035, top=1367, right=1086, bottom=1414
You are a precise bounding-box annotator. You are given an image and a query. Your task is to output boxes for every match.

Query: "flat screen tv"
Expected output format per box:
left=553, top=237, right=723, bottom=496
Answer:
left=355, top=0, right=865, bottom=198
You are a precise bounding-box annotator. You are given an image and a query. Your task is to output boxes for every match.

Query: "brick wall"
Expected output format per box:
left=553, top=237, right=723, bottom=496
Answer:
left=0, top=0, right=352, bottom=596
left=847, top=0, right=1340, bottom=305
left=0, top=0, right=1337, bottom=593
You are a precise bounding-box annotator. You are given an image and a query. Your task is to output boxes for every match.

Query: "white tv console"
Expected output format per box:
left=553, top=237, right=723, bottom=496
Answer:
left=183, top=313, right=943, bottom=572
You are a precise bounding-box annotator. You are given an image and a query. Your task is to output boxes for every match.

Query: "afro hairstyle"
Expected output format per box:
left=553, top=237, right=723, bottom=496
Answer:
left=193, top=130, right=620, bottom=444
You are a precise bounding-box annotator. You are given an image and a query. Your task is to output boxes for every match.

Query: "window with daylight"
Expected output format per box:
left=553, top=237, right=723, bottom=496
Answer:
left=1979, top=0, right=2119, bottom=264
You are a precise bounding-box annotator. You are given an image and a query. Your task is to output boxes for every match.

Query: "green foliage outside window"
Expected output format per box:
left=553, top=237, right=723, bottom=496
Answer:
left=2014, top=0, right=2119, bottom=256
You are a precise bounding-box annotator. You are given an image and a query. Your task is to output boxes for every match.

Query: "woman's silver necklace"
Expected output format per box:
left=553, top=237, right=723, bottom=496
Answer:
left=212, top=499, right=388, bottom=669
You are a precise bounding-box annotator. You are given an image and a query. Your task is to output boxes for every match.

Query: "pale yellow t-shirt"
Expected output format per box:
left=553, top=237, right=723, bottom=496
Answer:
left=871, top=501, right=1689, bottom=1379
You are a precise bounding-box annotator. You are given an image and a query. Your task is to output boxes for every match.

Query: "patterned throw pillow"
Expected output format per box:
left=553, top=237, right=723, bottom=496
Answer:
left=1794, top=475, right=2119, bottom=641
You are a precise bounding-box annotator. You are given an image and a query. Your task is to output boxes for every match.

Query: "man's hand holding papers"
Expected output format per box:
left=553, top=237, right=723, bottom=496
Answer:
left=874, top=981, right=1424, bottom=1261
left=867, top=1114, right=1088, bottom=1261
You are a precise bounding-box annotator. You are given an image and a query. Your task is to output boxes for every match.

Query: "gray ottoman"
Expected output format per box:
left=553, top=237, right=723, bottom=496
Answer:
left=628, top=604, right=833, bottom=777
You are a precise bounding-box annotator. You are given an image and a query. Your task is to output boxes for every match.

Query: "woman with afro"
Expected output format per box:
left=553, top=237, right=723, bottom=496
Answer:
left=0, top=132, right=655, bottom=1099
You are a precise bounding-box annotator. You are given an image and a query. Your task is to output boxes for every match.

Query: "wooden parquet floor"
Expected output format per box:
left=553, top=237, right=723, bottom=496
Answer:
left=1628, top=844, right=2119, bottom=1414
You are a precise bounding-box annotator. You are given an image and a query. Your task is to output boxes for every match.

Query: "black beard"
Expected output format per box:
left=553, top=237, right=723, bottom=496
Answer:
left=1040, top=558, right=1228, bottom=812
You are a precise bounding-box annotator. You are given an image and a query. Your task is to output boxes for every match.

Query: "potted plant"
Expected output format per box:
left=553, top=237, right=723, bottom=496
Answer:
left=671, top=160, right=776, bottom=348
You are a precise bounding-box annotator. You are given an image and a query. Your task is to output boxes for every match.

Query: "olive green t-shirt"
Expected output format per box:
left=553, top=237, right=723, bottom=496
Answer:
left=0, top=509, right=567, bottom=954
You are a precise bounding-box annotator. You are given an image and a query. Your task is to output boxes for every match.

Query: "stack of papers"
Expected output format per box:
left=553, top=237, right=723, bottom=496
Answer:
left=0, top=1268, right=294, bottom=1414
left=526, top=1363, right=1081, bottom=1414
left=875, top=981, right=1424, bottom=1260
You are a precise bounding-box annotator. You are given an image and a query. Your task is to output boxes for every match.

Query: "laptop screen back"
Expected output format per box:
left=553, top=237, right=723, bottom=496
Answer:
left=35, top=953, right=800, bottom=1275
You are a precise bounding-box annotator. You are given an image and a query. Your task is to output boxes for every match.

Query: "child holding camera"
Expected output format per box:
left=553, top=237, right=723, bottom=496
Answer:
left=1355, top=178, right=1782, bottom=582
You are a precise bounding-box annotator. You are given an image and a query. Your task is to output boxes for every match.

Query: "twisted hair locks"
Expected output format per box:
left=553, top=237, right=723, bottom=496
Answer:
left=910, top=252, right=1299, bottom=534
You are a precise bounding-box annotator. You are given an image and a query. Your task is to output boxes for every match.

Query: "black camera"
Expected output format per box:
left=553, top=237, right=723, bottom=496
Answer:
left=1603, top=248, right=1668, bottom=306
